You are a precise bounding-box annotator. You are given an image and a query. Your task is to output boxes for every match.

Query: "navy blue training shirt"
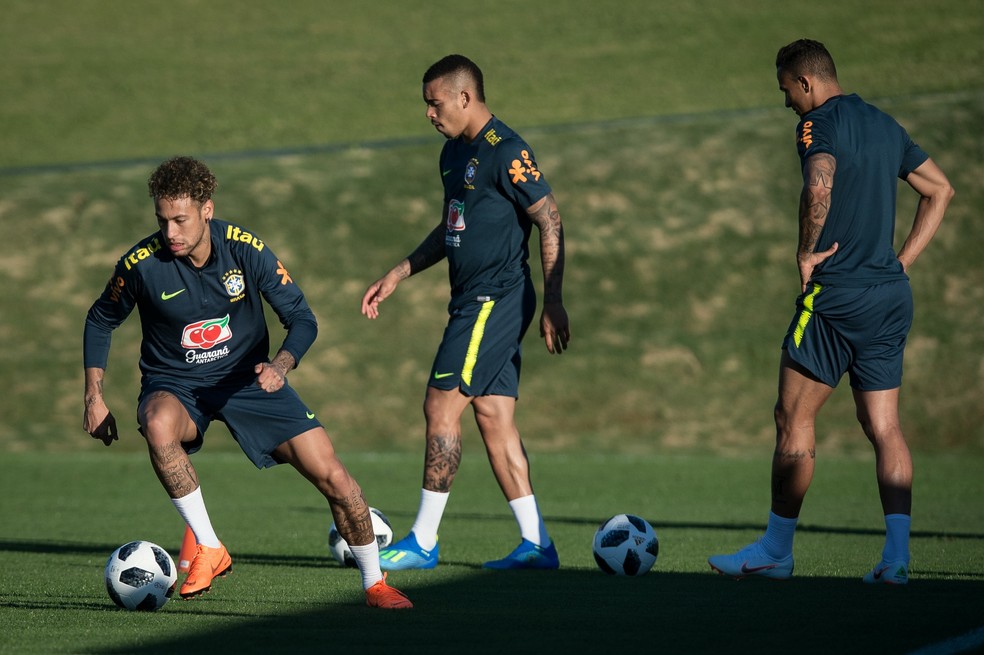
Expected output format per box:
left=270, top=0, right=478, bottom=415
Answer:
left=439, top=116, right=552, bottom=309
left=84, top=219, right=317, bottom=385
left=795, top=94, right=929, bottom=286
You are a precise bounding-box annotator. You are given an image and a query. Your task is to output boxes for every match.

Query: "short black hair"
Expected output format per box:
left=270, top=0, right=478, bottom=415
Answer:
left=423, top=54, right=485, bottom=102
left=776, top=39, right=838, bottom=81
left=148, top=156, right=216, bottom=204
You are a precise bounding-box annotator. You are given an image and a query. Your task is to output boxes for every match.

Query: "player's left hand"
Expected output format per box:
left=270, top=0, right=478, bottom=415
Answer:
left=255, top=361, right=287, bottom=393
left=540, top=302, right=570, bottom=354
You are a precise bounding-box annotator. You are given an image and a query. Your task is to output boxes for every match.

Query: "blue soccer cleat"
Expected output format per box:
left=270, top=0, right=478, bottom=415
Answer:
left=379, top=532, right=438, bottom=570
left=483, top=539, right=560, bottom=570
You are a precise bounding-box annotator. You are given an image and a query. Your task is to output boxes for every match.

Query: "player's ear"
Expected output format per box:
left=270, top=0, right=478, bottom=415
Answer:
left=202, top=199, right=214, bottom=221
left=460, top=89, right=471, bottom=109
left=798, top=75, right=811, bottom=93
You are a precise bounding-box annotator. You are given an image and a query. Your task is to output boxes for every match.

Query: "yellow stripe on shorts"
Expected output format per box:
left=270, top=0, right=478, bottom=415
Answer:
left=462, top=300, right=495, bottom=386
left=792, top=283, right=822, bottom=348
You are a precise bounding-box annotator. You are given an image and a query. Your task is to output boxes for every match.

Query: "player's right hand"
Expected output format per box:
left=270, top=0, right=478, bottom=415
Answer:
left=361, top=272, right=400, bottom=319
left=84, top=403, right=118, bottom=446
left=797, top=242, right=839, bottom=292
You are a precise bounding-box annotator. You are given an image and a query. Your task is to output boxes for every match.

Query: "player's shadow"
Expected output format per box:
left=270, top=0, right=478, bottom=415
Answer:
left=3, top=534, right=983, bottom=654
left=80, top=567, right=984, bottom=655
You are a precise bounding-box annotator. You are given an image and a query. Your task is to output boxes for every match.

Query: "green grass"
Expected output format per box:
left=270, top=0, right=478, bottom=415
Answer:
left=1, top=1, right=983, bottom=652
left=1, top=0, right=981, bottom=170
left=2, top=92, right=981, bottom=455
left=1, top=1, right=981, bottom=454
left=1, top=451, right=982, bottom=653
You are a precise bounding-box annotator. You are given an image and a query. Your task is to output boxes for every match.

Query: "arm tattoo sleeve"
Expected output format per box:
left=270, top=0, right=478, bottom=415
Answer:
left=529, top=193, right=566, bottom=304
left=798, top=153, right=836, bottom=255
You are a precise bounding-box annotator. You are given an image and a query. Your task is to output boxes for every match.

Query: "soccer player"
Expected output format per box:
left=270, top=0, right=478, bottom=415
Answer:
left=361, top=54, right=570, bottom=570
left=83, top=156, right=412, bottom=608
left=708, top=40, right=953, bottom=584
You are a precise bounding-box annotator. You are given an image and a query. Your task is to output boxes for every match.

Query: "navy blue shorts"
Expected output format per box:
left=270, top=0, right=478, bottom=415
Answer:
left=138, top=376, right=321, bottom=469
left=429, top=281, right=536, bottom=398
left=782, top=280, right=913, bottom=391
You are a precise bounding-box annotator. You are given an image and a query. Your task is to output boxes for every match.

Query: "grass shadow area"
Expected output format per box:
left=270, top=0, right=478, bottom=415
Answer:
left=68, top=568, right=984, bottom=654
left=2, top=533, right=982, bottom=654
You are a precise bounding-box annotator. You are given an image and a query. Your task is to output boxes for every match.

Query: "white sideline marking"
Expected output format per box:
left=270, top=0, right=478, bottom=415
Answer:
left=907, top=626, right=984, bottom=655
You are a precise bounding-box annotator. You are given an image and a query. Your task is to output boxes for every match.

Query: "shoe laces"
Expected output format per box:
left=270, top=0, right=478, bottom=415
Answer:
left=187, top=544, right=217, bottom=579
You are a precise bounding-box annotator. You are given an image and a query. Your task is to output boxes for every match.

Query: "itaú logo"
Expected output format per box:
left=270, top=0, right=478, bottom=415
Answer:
left=800, top=120, right=814, bottom=149
left=180, top=315, right=232, bottom=350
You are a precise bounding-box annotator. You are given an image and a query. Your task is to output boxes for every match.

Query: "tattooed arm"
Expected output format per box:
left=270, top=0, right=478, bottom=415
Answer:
left=528, top=193, right=570, bottom=354
left=797, top=152, right=840, bottom=292
left=361, top=222, right=447, bottom=320
left=83, top=367, right=118, bottom=446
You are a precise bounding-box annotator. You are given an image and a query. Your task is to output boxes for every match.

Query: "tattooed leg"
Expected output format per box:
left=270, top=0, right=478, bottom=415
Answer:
left=422, top=433, right=462, bottom=493
left=421, top=387, right=469, bottom=493
left=138, top=391, right=200, bottom=499
left=273, top=427, right=375, bottom=547
left=149, top=441, right=200, bottom=498
left=330, top=484, right=374, bottom=547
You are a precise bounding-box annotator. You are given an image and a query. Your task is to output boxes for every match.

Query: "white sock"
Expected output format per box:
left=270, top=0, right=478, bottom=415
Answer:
left=171, top=487, right=221, bottom=548
left=508, top=495, right=549, bottom=547
left=882, top=513, right=911, bottom=564
left=349, top=542, right=383, bottom=589
left=760, top=511, right=797, bottom=559
left=409, top=489, right=449, bottom=551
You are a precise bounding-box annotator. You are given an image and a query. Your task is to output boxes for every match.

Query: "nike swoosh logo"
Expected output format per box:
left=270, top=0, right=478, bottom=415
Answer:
left=740, top=562, right=778, bottom=574
left=433, top=372, right=454, bottom=379
left=872, top=566, right=888, bottom=580
left=306, top=412, right=316, bottom=419
left=442, top=169, right=453, bottom=176
left=161, top=289, right=186, bottom=300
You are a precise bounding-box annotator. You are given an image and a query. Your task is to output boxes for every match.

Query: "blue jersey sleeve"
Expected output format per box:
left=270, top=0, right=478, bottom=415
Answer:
left=795, top=113, right=834, bottom=165
left=899, top=129, right=929, bottom=179
left=241, top=241, right=318, bottom=367
left=83, top=258, right=141, bottom=370
left=494, top=137, right=552, bottom=209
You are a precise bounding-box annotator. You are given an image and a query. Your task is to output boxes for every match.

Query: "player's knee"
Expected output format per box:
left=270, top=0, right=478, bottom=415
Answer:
left=423, top=403, right=462, bottom=436
left=140, top=412, right=176, bottom=445
left=857, top=414, right=903, bottom=445
left=773, top=401, right=791, bottom=437
left=319, top=462, right=359, bottom=499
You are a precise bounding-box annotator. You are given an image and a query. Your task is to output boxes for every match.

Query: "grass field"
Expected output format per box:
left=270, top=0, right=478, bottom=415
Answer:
left=2, top=451, right=983, bottom=653
left=1, top=1, right=983, bottom=653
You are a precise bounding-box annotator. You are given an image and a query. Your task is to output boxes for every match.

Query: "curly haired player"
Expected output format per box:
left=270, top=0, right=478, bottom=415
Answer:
left=84, top=156, right=411, bottom=608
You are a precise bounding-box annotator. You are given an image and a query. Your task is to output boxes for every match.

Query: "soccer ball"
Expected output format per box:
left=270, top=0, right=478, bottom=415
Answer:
left=328, top=507, right=394, bottom=567
left=105, top=541, right=177, bottom=611
left=592, top=514, right=659, bottom=576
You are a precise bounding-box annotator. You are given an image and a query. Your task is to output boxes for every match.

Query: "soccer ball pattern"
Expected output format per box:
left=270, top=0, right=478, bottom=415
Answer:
left=105, top=541, right=177, bottom=611
left=328, top=507, right=394, bottom=567
left=592, top=514, right=659, bottom=576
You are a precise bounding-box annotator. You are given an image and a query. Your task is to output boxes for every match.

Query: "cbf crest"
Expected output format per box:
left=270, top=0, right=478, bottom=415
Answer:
left=464, top=158, right=479, bottom=187
left=222, top=269, right=246, bottom=302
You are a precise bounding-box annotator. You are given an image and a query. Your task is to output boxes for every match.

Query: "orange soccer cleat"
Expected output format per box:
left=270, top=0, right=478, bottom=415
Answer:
left=365, top=573, right=413, bottom=609
left=180, top=543, right=232, bottom=598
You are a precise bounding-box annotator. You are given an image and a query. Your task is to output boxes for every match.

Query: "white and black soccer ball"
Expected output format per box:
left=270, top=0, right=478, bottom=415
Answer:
left=105, top=540, right=177, bottom=611
left=328, top=507, right=394, bottom=567
left=592, top=514, right=659, bottom=576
